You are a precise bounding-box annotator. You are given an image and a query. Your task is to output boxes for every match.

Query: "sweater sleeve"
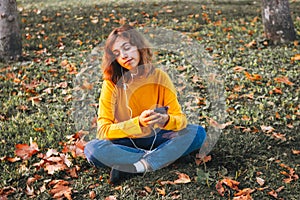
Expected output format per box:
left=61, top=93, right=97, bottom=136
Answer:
left=97, top=80, right=143, bottom=140
left=159, top=71, right=187, bottom=131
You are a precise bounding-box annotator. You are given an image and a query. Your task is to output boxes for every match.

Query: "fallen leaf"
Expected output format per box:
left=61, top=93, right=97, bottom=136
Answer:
left=268, top=190, right=277, bottom=199
left=274, top=76, right=294, bottom=86
left=45, top=162, right=67, bottom=175
left=244, top=71, right=262, bottom=81
left=216, top=181, right=225, bottom=196
left=105, top=196, right=117, bottom=200
left=156, top=187, right=166, bottom=196
left=144, top=186, right=152, bottom=193
left=292, top=150, right=300, bottom=155
left=234, top=188, right=255, bottom=197
left=291, top=54, right=300, bottom=61
left=271, top=133, right=286, bottom=141
left=260, top=125, right=275, bottom=133
left=0, top=186, right=17, bottom=197
left=256, top=177, right=265, bottom=186
left=89, top=190, right=96, bottom=199
left=275, top=186, right=285, bottom=193
left=25, top=184, right=35, bottom=196
left=195, top=155, right=212, bottom=166
left=15, top=141, right=39, bottom=160
left=221, top=178, right=240, bottom=191
left=49, top=180, right=72, bottom=200
left=209, top=118, right=233, bottom=129
left=174, top=172, right=191, bottom=184
left=158, top=180, right=174, bottom=185
left=5, top=156, right=21, bottom=163
left=233, top=66, right=245, bottom=72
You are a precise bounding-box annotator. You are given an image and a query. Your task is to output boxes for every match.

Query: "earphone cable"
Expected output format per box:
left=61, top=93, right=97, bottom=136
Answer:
left=121, top=68, right=157, bottom=152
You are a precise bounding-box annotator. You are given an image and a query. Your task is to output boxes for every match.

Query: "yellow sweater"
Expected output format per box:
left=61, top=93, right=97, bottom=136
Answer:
left=97, top=68, right=187, bottom=139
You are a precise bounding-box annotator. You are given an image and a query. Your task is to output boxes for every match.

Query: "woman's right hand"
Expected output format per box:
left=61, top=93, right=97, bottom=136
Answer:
left=139, top=109, right=155, bottom=127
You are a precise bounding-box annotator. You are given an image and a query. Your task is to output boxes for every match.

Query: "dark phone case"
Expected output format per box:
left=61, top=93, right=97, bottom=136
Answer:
left=153, top=106, right=169, bottom=114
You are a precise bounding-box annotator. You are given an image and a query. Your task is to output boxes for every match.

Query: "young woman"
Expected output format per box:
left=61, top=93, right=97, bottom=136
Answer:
left=84, top=24, right=206, bottom=184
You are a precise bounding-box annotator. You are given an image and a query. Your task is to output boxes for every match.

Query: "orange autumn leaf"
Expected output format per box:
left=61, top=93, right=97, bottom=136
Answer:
left=195, top=155, right=212, bottom=166
left=244, top=71, right=262, bottom=81
left=234, top=188, right=255, bottom=197
left=221, top=178, right=240, bottom=191
left=15, top=141, right=39, bottom=160
left=49, top=180, right=72, bottom=200
left=291, top=54, right=300, bottom=61
left=89, top=190, right=96, bottom=199
left=209, top=118, right=233, bottom=129
left=292, top=149, right=300, bottom=155
left=174, top=172, right=191, bottom=184
left=274, top=76, right=294, bottom=86
left=260, top=125, right=275, bottom=133
left=45, top=162, right=67, bottom=175
left=268, top=190, right=278, bottom=199
left=156, top=187, right=166, bottom=196
left=216, top=181, right=225, bottom=196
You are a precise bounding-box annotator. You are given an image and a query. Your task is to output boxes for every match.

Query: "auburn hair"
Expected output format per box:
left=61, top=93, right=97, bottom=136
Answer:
left=101, top=24, right=155, bottom=85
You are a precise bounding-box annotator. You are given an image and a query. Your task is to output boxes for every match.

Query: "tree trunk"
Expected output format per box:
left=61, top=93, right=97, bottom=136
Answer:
left=261, top=0, right=296, bottom=44
left=0, top=0, right=22, bottom=62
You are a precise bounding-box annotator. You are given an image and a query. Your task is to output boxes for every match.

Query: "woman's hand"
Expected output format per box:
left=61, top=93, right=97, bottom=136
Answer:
left=139, top=110, right=170, bottom=128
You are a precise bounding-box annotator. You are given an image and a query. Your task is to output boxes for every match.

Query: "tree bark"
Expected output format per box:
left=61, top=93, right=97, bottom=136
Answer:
left=261, top=0, right=296, bottom=44
left=0, top=0, right=22, bottom=62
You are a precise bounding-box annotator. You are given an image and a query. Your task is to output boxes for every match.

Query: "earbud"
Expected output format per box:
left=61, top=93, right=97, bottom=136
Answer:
left=123, top=83, right=127, bottom=90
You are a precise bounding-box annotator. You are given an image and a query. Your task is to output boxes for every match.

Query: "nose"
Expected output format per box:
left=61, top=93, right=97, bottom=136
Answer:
left=120, top=49, right=128, bottom=59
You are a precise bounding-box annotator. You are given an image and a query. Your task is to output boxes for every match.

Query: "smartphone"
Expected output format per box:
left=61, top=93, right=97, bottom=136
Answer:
left=153, top=106, right=169, bottom=114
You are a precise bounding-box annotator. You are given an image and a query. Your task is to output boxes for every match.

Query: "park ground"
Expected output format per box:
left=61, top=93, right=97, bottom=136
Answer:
left=0, top=0, right=299, bottom=199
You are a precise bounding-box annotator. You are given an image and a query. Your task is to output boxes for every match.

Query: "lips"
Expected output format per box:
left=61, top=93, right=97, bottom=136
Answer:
left=124, top=58, right=133, bottom=65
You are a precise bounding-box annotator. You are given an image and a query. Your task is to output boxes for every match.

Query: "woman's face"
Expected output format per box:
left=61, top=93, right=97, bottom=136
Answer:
left=111, top=37, right=140, bottom=72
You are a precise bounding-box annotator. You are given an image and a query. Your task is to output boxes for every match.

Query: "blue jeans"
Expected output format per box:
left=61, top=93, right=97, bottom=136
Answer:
left=84, top=124, right=206, bottom=171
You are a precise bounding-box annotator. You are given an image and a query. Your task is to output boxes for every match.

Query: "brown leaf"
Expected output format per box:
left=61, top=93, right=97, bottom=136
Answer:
left=268, top=190, right=277, bottom=199
left=271, top=133, right=286, bottom=141
left=209, top=118, right=233, bottom=130
left=49, top=180, right=72, bottom=200
left=0, top=186, right=17, bottom=197
left=15, top=141, right=39, bottom=160
left=156, top=187, right=166, bottom=196
left=260, top=125, right=275, bottom=133
left=216, top=181, right=225, bottom=196
left=68, top=167, right=78, bottom=178
left=256, top=177, right=265, bottom=186
left=291, top=54, right=300, bottom=61
left=234, top=188, right=255, bottom=197
left=157, top=180, right=174, bottom=186
left=174, top=172, right=191, bottom=184
left=26, top=175, right=41, bottom=186
left=274, top=76, right=294, bottom=86
left=275, top=186, right=285, bottom=193
left=5, top=156, right=21, bottom=163
left=195, top=155, right=212, bottom=166
left=45, top=162, right=67, bottom=175
left=292, top=149, right=300, bottom=155
left=233, top=66, right=245, bottom=72
left=244, top=71, right=262, bottom=81
left=89, top=190, right=96, bottom=199
left=221, top=178, right=240, bottom=191
left=144, top=186, right=152, bottom=193
left=105, top=196, right=117, bottom=200
left=25, top=184, right=35, bottom=196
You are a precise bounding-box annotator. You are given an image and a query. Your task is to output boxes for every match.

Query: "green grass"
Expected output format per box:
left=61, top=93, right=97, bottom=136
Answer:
left=1, top=0, right=300, bottom=199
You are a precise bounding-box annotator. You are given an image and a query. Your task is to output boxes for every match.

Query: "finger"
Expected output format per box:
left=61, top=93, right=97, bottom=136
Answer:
left=144, top=113, right=160, bottom=122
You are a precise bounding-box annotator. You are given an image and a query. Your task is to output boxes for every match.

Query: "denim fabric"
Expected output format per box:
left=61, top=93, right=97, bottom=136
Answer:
left=84, top=124, right=206, bottom=171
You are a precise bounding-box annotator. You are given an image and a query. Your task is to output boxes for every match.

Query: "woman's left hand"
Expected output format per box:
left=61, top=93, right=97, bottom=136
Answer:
left=151, top=113, right=170, bottom=128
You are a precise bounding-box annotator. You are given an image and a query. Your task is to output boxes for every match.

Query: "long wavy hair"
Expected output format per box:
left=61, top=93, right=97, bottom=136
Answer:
left=101, top=24, right=155, bottom=85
